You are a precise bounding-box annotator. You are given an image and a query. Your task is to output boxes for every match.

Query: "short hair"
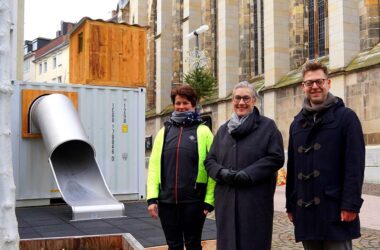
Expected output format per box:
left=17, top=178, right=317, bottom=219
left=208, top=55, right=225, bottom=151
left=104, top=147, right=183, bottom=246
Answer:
left=302, top=60, right=329, bottom=77
left=232, top=81, right=256, bottom=98
left=170, top=85, right=198, bottom=107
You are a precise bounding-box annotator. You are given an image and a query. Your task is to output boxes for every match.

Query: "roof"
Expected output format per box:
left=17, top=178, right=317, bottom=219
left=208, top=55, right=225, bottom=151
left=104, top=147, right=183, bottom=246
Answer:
left=70, top=17, right=149, bottom=36
left=24, top=51, right=35, bottom=60
left=34, top=35, right=69, bottom=61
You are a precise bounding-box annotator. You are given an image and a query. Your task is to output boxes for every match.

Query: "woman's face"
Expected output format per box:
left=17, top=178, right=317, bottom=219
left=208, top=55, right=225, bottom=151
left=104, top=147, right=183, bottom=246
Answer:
left=232, top=87, right=255, bottom=117
left=174, top=95, right=195, bottom=112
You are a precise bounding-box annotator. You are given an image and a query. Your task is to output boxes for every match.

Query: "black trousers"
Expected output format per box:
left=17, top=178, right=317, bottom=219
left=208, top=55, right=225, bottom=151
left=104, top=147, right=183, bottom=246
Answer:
left=158, top=202, right=206, bottom=250
left=302, top=240, right=353, bottom=250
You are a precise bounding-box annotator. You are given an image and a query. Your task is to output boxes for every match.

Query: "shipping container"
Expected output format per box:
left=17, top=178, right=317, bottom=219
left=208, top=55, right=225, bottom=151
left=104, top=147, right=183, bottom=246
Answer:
left=11, top=81, right=146, bottom=206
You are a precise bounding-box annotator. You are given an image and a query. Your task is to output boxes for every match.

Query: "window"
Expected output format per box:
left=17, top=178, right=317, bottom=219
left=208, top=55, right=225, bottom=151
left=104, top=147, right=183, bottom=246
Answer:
left=39, top=63, right=42, bottom=74
left=23, top=60, right=30, bottom=73
left=253, top=0, right=259, bottom=75
left=260, top=0, right=264, bottom=73
left=318, top=0, right=325, bottom=56
left=43, top=61, right=47, bottom=73
left=53, top=56, right=57, bottom=69
left=57, top=53, right=62, bottom=67
left=32, top=42, right=38, bottom=51
left=308, top=0, right=327, bottom=59
left=308, top=0, right=315, bottom=59
left=57, top=76, right=62, bottom=83
left=78, top=33, right=83, bottom=53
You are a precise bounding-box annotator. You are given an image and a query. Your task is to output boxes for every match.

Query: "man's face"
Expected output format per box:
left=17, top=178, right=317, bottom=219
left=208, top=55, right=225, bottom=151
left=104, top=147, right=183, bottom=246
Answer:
left=302, top=69, right=331, bottom=106
left=232, top=87, right=256, bottom=117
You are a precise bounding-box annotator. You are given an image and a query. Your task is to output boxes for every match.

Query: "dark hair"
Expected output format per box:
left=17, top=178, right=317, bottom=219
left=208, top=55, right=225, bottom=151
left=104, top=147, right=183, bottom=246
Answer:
left=170, top=85, right=198, bottom=107
left=302, top=60, right=328, bottom=77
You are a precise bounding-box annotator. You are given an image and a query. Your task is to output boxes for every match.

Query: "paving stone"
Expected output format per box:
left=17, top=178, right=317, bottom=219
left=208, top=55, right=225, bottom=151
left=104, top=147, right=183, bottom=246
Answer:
left=272, top=211, right=380, bottom=250
left=16, top=201, right=379, bottom=250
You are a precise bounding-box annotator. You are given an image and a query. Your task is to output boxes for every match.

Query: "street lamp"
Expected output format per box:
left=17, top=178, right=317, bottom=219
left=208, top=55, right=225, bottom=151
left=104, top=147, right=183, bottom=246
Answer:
left=185, top=24, right=209, bottom=48
left=183, top=24, right=215, bottom=108
left=185, top=24, right=209, bottom=68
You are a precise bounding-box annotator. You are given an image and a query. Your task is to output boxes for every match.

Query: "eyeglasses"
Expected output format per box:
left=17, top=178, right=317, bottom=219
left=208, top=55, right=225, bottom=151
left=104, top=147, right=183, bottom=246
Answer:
left=303, top=79, right=327, bottom=88
left=233, top=95, right=252, bottom=104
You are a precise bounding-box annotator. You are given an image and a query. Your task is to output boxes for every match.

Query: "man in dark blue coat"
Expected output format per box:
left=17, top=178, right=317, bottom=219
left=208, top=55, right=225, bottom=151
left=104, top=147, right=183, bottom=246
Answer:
left=286, top=60, right=365, bottom=250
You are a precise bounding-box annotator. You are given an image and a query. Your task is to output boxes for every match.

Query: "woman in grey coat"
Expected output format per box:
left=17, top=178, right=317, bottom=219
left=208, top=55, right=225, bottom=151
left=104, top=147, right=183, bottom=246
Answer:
left=205, top=81, right=285, bottom=250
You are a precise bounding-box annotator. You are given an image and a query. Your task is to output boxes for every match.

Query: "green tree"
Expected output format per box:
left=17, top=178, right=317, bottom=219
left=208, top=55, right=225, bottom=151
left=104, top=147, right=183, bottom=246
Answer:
left=183, top=66, right=216, bottom=101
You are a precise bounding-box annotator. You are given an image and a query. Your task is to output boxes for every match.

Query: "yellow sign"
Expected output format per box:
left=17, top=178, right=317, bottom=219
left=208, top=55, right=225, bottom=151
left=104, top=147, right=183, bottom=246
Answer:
left=122, top=124, right=128, bottom=133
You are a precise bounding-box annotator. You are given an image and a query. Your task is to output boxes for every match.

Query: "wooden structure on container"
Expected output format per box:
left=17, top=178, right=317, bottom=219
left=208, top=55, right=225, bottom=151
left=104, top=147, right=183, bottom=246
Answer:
left=69, top=17, right=147, bottom=88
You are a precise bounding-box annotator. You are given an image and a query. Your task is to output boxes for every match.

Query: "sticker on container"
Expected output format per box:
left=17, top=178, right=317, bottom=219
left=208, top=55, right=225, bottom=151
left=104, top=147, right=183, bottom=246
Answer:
left=122, top=124, right=128, bottom=133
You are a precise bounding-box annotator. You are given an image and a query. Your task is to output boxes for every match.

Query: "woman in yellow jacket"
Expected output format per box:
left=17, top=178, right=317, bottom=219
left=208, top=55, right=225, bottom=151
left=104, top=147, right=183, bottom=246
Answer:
left=147, top=85, right=215, bottom=250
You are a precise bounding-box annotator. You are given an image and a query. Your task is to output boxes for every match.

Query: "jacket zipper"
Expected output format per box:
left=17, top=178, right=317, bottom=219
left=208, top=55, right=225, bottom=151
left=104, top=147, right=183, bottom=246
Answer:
left=174, top=127, right=183, bottom=204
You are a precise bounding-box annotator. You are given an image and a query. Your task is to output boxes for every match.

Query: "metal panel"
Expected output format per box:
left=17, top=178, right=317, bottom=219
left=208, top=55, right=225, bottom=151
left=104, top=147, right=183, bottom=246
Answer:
left=11, top=82, right=146, bottom=203
left=30, top=94, right=125, bottom=220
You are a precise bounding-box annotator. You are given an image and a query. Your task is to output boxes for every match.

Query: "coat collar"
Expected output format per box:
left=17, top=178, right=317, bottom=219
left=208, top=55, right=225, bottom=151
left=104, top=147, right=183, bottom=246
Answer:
left=228, top=106, right=261, bottom=137
left=294, top=98, right=345, bottom=128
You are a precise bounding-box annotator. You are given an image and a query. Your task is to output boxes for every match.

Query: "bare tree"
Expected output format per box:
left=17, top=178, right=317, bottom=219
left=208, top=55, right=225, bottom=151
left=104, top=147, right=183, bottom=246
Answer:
left=0, top=0, right=20, bottom=249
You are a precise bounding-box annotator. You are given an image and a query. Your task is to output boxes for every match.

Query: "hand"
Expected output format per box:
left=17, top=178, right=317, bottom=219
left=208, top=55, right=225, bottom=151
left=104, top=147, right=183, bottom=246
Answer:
left=341, top=210, right=357, bottom=222
left=218, top=168, right=237, bottom=185
left=287, top=212, right=293, bottom=222
left=148, top=204, right=158, bottom=219
left=234, top=170, right=251, bottom=186
left=203, top=210, right=209, bottom=216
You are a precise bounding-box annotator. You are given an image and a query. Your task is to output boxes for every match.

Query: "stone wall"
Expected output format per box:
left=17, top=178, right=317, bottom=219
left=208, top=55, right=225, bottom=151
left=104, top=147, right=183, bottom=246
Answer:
left=359, top=0, right=380, bottom=51
left=201, top=0, right=217, bottom=76
left=346, top=67, right=380, bottom=145
left=274, top=67, right=380, bottom=148
left=145, top=0, right=380, bottom=145
left=274, top=85, right=304, bottom=148
left=289, top=0, right=307, bottom=70
left=238, top=0, right=264, bottom=79
left=146, top=0, right=157, bottom=111
left=172, top=0, right=183, bottom=85
left=239, top=0, right=253, bottom=81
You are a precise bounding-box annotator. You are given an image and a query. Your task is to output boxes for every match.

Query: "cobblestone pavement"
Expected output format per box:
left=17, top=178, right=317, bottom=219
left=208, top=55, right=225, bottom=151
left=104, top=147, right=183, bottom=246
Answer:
left=207, top=211, right=380, bottom=249
left=207, top=183, right=380, bottom=250
left=272, top=211, right=380, bottom=250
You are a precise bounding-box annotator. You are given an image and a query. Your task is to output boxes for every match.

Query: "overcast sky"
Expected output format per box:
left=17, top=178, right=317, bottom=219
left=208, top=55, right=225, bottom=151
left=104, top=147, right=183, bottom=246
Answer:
left=24, top=0, right=118, bottom=41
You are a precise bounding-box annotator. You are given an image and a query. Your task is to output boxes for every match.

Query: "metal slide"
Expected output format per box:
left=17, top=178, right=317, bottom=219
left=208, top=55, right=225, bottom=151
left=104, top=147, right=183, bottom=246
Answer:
left=30, top=94, right=125, bottom=221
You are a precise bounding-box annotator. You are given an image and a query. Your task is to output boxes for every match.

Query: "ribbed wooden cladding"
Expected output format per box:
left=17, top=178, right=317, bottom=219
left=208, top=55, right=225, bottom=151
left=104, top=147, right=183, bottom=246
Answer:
left=20, top=234, right=128, bottom=250
left=69, top=18, right=147, bottom=88
left=21, top=89, right=78, bottom=138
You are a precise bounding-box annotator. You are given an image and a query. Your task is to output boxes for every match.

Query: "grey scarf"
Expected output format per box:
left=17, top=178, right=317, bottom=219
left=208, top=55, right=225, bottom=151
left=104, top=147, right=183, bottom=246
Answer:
left=170, top=111, right=202, bottom=126
left=227, top=111, right=252, bottom=134
left=303, top=92, right=337, bottom=114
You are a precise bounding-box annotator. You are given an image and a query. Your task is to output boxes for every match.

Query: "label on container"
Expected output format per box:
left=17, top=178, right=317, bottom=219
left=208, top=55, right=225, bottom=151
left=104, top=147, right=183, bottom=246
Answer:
left=122, top=124, right=128, bottom=133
